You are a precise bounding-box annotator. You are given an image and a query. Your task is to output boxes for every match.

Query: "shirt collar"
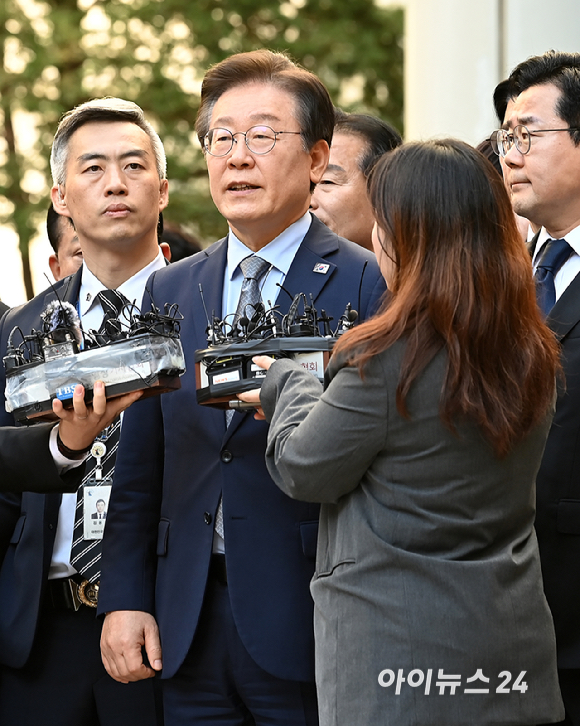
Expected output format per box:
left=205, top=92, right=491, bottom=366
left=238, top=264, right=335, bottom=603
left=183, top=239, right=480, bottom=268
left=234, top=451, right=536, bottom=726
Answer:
left=533, top=225, right=580, bottom=264
left=226, top=212, right=312, bottom=281
left=78, top=248, right=166, bottom=316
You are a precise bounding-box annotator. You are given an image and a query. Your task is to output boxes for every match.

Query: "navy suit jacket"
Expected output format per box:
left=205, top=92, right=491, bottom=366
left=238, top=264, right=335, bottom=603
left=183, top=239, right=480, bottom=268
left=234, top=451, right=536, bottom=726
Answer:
left=531, top=238, right=580, bottom=668
left=0, top=269, right=83, bottom=667
left=98, top=216, right=386, bottom=681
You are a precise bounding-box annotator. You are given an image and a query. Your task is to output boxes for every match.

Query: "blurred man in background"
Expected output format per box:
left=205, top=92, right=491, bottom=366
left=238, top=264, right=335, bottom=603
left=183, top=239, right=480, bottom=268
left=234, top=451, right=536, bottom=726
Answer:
left=310, top=110, right=401, bottom=250
left=47, top=204, right=83, bottom=281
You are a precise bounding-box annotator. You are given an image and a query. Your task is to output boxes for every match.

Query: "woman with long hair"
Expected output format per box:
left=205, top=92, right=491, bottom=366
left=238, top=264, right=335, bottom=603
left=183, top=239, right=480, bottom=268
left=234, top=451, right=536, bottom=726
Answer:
left=241, top=139, right=564, bottom=725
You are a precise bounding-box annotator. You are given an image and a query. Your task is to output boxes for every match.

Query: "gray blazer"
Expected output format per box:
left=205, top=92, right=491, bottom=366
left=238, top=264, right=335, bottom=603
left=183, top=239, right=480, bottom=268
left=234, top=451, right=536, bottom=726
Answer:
left=261, top=344, right=564, bottom=726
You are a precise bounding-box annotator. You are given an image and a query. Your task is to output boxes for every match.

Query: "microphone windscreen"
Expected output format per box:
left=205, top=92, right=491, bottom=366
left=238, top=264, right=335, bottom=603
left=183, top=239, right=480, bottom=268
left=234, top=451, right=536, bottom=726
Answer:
left=41, top=300, right=82, bottom=346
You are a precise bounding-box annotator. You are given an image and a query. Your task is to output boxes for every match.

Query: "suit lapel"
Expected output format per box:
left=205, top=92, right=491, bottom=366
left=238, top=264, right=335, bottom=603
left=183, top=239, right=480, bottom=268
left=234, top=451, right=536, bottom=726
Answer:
left=185, top=239, right=228, bottom=351
left=547, top=270, right=580, bottom=341
left=280, top=217, right=338, bottom=313
left=42, top=268, right=82, bottom=309
left=166, top=241, right=234, bottom=441
left=528, top=230, right=580, bottom=341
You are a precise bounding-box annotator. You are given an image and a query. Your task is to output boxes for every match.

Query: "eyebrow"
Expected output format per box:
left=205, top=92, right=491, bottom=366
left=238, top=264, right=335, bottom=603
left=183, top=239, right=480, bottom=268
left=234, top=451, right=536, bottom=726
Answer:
left=76, top=149, right=150, bottom=164
left=517, top=114, right=541, bottom=127
left=323, top=163, right=348, bottom=178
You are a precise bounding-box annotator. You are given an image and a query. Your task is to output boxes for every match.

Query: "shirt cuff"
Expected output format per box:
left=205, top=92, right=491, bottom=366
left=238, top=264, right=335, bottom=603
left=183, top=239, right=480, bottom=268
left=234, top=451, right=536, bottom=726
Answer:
left=49, top=425, right=88, bottom=473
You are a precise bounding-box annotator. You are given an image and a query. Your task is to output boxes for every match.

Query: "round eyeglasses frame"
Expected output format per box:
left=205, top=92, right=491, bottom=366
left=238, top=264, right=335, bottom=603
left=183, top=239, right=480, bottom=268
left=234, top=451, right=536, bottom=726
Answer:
left=490, top=124, right=580, bottom=157
left=203, top=125, right=303, bottom=157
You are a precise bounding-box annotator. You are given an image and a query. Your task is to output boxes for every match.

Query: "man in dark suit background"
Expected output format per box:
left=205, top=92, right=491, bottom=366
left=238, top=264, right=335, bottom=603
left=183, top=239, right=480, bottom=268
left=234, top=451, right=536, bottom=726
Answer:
left=310, top=109, right=401, bottom=251
left=47, top=204, right=83, bottom=281
left=493, top=50, right=580, bottom=726
left=0, top=97, right=168, bottom=726
left=99, top=49, right=386, bottom=725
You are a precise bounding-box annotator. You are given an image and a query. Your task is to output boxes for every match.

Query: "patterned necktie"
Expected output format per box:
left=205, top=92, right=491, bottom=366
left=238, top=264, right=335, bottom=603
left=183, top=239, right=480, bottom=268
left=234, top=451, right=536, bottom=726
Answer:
left=214, top=256, right=270, bottom=539
left=69, top=290, right=129, bottom=583
left=534, top=238, right=572, bottom=316
left=234, top=255, right=270, bottom=326
left=97, top=288, right=130, bottom=342
left=70, top=416, right=121, bottom=583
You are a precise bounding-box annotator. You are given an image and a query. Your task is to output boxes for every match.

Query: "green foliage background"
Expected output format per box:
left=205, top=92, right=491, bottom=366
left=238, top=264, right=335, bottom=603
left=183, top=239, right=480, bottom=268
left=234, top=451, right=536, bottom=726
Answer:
left=0, top=0, right=403, bottom=298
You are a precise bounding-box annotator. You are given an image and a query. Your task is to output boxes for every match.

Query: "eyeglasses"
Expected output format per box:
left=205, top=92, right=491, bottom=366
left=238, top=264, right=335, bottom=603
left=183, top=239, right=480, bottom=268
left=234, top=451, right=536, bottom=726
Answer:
left=490, top=124, right=580, bottom=157
left=203, top=125, right=302, bottom=157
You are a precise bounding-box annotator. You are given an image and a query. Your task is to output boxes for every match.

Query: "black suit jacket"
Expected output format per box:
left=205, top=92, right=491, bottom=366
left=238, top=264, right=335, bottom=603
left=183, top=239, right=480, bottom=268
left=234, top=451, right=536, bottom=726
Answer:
left=0, top=269, right=83, bottom=667
left=530, top=232, right=580, bottom=667
left=0, top=424, right=82, bottom=494
left=98, top=216, right=387, bottom=681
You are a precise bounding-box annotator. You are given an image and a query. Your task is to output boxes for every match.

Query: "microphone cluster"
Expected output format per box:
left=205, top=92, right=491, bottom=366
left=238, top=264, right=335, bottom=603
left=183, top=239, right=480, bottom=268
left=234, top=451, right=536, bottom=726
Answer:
left=195, top=290, right=358, bottom=409
left=3, top=297, right=186, bottom=423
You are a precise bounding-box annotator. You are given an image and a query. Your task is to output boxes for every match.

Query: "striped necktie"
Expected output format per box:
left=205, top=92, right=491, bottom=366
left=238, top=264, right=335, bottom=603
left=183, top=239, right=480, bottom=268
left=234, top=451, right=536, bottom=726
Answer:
left=70, top=416, right=121, bottom=583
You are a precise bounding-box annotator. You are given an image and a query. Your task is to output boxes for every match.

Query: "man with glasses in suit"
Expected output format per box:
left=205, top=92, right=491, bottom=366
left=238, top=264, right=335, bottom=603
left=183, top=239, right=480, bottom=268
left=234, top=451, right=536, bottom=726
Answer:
left=491, top=50, right=580, bottom=726
left=99, top=49, right=386, bottom=726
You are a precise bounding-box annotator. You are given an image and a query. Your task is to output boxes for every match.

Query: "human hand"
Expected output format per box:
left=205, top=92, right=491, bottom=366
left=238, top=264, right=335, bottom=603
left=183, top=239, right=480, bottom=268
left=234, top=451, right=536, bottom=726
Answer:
left=101, top=610, right=162, bottom=683
left=251, top=355, right=275, bottom=371
left=236, top=355, right=276, bottom=420
left=237, top=388, right=265, bottom=420
left=53, top=381, right=142, bottom=453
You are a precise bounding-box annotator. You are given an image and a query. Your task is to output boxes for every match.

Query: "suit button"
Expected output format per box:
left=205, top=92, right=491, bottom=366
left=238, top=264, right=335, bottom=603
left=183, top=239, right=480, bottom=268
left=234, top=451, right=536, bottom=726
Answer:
left=221, top=450, right=233, bottom=463
left=204, top=512, right=212, bottom=525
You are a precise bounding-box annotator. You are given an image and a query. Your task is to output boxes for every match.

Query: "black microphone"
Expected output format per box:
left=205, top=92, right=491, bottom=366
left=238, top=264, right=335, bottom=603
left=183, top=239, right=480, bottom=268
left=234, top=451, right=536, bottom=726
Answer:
left=238, top=316, right=250, bottom=336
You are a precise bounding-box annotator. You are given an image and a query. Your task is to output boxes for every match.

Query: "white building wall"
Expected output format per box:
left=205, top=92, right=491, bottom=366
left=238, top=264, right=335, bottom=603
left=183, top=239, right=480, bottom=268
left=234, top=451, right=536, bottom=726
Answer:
left=400, top=0, right=580, bottom=144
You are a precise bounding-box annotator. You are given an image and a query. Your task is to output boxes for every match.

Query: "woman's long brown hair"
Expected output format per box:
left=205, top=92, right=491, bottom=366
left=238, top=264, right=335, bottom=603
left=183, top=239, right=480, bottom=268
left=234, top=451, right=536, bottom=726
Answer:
left=334, top=139, right=560, bottom=458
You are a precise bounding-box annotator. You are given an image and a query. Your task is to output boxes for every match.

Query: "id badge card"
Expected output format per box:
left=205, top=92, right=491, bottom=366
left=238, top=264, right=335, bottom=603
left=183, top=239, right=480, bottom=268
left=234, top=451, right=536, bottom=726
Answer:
left=82, top=484, right=112, bottom=540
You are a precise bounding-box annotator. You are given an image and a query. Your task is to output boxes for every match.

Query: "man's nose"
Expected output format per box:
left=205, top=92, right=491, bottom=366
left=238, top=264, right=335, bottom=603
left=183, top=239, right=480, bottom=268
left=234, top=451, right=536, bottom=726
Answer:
left=227, top=136, right=253, bottom=166
left=503, top=141, right=524, bottom=167
left=105, top=166, right=128, bottom=194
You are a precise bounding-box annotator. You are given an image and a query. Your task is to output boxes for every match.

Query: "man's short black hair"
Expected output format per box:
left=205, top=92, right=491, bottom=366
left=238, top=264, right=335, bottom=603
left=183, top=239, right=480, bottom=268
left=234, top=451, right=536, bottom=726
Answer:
left=503, top=50, right=580, bottom=146
left=492, top=79, right=511, bottom=125
left=46, top=204, right=74, bottom=254
left=333, top=109, right=402, bottom=178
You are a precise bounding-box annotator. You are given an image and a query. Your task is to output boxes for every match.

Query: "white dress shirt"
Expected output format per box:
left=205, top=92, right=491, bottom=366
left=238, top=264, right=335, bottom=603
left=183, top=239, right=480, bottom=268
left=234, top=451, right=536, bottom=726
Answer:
left=49, top=250, right=167, bottom=580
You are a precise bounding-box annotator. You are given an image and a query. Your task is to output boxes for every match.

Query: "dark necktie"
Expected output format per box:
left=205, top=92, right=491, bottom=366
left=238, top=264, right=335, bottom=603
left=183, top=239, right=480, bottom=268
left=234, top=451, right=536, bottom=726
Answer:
left=534, top=238, right=572, bottom=316
left=97, top=288, right=130, bottom=342
left=214, top=256, right=270, bottom=539
left=70, top=416, right=121, bottom=583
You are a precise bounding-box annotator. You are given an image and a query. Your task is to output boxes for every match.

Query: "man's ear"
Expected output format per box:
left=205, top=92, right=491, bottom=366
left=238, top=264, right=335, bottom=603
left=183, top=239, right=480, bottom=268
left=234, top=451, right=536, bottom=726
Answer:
left=309, top=140, right=330, bottom=185
left=48, top=253, right=61, bottom=282
left=158, top=179, right=169, bottom=212
left=50, top=186, right=72, bottom=219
